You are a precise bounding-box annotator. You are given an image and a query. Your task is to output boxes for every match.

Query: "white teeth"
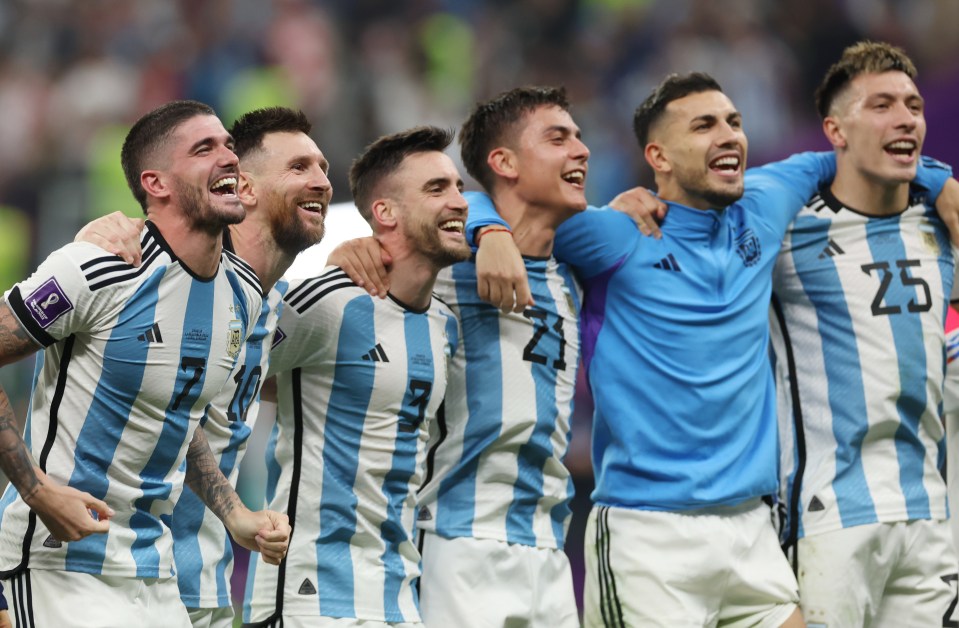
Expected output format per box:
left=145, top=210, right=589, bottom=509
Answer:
left=440, top=220, right=464, bottom=233
left=712, top=157, right=740, bottom=168
left=210, top=177, right=237, bottom=191
left=887, top=140, right=916, bottom=150
left=300, top=202, right=323, bottom=210
left=562, top=171, right=585, bottom=183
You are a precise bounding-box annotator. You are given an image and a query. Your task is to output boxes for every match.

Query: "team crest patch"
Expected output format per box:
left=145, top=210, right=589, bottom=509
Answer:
left=735, top=228, right=762, bottom=267
left=26, top=278, right=74, bottom=329
left=227, top=320, right=242, bottom=358
left=919, top=221, right=941, bottom=255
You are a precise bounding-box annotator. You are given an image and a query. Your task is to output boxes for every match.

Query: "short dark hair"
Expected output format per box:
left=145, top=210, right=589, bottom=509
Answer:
left=459, top=86, right=570, bottom=192
left=349, top=126, right=455, bottom=222
left=815, top=41, right=917, bottom=119
left=229, top=107, right=312, bottom=160
left=121, top=100, right=217, bottom=211
left=633, top=73, right=724, bottom=147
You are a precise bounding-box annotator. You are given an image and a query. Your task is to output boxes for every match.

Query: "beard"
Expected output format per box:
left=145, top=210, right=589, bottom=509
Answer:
left=174, top=177, right=244, bottom=233
left=265, top=195, right=326, bottom=257
left=405, top=217, right=471, bottom=269
left=677, top=166, right=744, bottom=210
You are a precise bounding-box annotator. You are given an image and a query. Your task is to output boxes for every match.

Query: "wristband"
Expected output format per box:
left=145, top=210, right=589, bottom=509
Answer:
left=476, top=227, right=512, bottom=246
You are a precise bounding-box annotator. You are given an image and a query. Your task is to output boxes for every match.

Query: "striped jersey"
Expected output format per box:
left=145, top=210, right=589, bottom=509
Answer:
left=243, top=268, right=458, bottom=623
left=0, top=222, right=261, bottom=578
left=172, top=278, right=288, bottom=608
left=415, top=252, right=581, bottom=550
left=771, top=185, right=955, bottom=542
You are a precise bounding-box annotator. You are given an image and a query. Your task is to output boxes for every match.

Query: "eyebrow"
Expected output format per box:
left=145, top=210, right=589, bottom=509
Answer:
left=289, top=153, right=331, bottom=171
left=422, top=176, right=463, bottom=191
left=189, top=133, right=234, bottom=153
left=543, top=124, right=582, bottom=138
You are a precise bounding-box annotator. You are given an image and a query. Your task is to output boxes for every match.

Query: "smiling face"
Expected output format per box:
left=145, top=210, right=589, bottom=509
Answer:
left=164, top=114, right=245, bottom=229
left=827, top=70, right=925, bottom=186
left=247, top=130, right=332, bottom=256
left=647, top=90, right=747, bottom=210
left=510, top=105, right=590, bottom=216
left=389, top=150, right=471, bottom=269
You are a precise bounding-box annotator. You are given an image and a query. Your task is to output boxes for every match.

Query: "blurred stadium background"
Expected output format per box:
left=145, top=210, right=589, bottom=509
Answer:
left=1, top=0, right=958, bottom=617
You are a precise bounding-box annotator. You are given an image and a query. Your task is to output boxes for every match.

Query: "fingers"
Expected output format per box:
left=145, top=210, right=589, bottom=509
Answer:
left=609, top=187, right=666, bottom=239
left=83, top=494, right=116, bottom=520
left=513, top=280, right=534, bottom=313
left=75, top=212, right=144, bottom=266
left=329, top=239, right=391, bottom=297
left=256, top=511, right=291, bottom=565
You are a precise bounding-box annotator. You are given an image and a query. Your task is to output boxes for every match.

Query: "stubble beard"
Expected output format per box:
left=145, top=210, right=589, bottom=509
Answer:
left=267, top=196, right=326, bottom=257
left=175, top=177, right=244, bottom=233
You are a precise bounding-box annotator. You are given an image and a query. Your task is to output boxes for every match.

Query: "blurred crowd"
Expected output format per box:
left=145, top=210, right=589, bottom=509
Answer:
left=2, top=0, right=959, bottom=285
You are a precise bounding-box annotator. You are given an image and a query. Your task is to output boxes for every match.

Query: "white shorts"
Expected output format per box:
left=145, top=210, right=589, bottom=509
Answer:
left=584, top=500, right=798, bottom=628
left=187, top=606, right=234, bottom=628
left=418, top=532, right=580, bottom=627
left=797, top=519, right=957, bottom=628
left=242, top=615, right=422, bottom=628
left=4, top=569, right=191, bottom=628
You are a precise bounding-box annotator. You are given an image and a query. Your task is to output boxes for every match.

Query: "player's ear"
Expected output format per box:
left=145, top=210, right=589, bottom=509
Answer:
left=488, top=147, right=518, bottom=181
left=371, top=198, right=396, bottom=229
left=140, top=170, right=170, bottom=202
left=236, top=172, right=256, bottom=207
left=645, top=142, right=671, bottom=174
left=822, top=116, right=846, bottom=149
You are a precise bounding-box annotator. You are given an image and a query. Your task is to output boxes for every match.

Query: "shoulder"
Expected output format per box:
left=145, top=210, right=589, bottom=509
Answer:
left=282, top=267, right=364, bottom=316
left=222, top=249, right=263, bottom=296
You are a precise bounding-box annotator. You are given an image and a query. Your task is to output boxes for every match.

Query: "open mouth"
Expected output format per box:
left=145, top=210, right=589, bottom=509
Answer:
left=439, top=219, right=465, bottom=234
left=210, top=176, right=237, bottom=195
left=709, top=155, right=741, bottom=175
left=561, top=169, right=586, bottom=187
left=298, top=201, right=326, bottom=215
left=884, top=139, right=917, bottom=162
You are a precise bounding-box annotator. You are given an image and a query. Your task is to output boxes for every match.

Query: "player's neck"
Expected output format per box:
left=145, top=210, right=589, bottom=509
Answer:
left=148, top=210, right=224, bottom=279
left=228, top=222, right=293, bottom=293
left=830, top=167, right=910, bottom=216
left=378, top=237, right=438, bottom=310
left=491, top=192, right=565, bottom=258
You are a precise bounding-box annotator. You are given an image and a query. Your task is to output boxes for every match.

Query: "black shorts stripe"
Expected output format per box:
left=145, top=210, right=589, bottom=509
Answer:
left=596, top=506, right=625, bottom=628
left=272, top=368, right=306, bottom=617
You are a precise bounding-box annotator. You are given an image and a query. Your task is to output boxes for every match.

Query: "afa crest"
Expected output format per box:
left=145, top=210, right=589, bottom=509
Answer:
left=227, top=320, right=242, bottom=358
left=735, top=228, right=762, bottom=267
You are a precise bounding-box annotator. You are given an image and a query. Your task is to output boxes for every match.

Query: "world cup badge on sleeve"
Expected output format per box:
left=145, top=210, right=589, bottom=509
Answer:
left=227, top=320, right=242, bottom=358
left=26, top=278, right=74, bottom=329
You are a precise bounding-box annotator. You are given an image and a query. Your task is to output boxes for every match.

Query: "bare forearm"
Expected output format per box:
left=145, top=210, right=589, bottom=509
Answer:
left=0, top=302, right=43, bottom=500
left=184, top=426, right=241, bottom=522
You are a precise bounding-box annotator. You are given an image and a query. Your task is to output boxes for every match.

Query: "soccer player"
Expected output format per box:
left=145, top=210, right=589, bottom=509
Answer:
left=0, top=100, right=289, bottom=626
left=770, top=42, right=958, bottom=626
left=76, top=106, right=333, bottom=628
left=242, top=126, right=469, bottom=627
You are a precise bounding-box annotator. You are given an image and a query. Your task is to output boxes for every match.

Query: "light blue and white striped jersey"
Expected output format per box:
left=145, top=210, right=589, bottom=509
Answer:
left=243, top=268, right=458, bottom=624
left=415, top=254, right=581, bottom=550
left=771, top=185, right=955, bottom=541
left=172, top=278, right=288, bottom=608
left=0, top=222, right=261, bottom=578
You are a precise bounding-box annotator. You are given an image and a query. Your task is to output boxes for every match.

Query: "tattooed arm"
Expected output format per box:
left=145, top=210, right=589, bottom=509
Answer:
left=185, top=426, right=291, bottom=564
left=0, top=300, right=113, bottom=541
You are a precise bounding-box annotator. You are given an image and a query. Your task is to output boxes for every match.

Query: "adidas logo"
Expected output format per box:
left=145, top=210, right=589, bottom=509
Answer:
left=137, top=323, right=163, bottom=343
left=361, top=343, right=389, bottom=363
left=808, top=496, right=825, bottom=512
left=653, top=253, right=682, bottom=272
left=818, top=239, right=845, bottom=259
left=298, top=578, right=317, bottom=595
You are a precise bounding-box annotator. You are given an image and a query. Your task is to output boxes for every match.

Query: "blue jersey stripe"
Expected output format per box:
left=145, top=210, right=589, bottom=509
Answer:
left=792, top=214, right=877, bottom=527
left=316, top=297, right=375, bottom=617
left=65, top=268, right=165, bottom=573
left=131, top=276, right=221, bottom=577
left=505, top=269, right=563, bottom=545
left=380, top=312, right=433, bottom=620
left=436, top=263, right=503, bottom=534
left=864, top=217, right=931, bottom=520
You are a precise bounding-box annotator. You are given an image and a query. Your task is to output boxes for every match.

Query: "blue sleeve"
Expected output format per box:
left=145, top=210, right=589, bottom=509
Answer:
left=464, top=191, right=510, bottom=248
left=743, top=151, right=836, bottom=237
left=554, top=206, right=640, bottom=280
left=914, top=155, right=953, bottom=201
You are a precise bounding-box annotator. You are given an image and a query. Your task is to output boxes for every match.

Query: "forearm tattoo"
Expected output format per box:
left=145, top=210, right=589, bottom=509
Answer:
left=0, top=302, right=43, bottom=500
left=185, top=427, right=239, bottom=521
